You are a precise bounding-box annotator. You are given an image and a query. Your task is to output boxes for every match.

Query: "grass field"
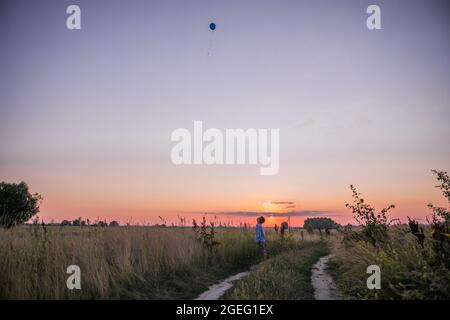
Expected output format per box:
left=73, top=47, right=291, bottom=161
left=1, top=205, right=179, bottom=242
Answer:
left=223, top=241, right=329, bottom=300
left=0, top=225, right=261, bottom=299
left=0, top=221, right=448, bottom=300
left=0, top=225, right=326, bottom=299
left=328, top=225, right=450, bottom=300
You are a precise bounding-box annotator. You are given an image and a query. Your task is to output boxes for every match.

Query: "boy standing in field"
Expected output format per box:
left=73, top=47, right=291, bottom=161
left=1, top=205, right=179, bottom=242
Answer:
left=255, top=216, right=266, bottom=260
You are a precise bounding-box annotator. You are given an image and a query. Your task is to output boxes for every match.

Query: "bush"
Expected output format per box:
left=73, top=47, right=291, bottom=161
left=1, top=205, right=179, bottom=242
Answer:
left=109, top=220, right=120, bottom=227
left=0, top=182, right=42, bottom=228
left=344, top=184, right=394, bottom=246
left=192, top=217, right=220, bottom=255
left=303, top=217, right=340, bottom=231
left=427, top=170, right=450, bottom=268
left=96, top=221, right=108, bottom=227
left=331, top=170, right=450, bottom=299
left=60, top=220, right=72, bottom=226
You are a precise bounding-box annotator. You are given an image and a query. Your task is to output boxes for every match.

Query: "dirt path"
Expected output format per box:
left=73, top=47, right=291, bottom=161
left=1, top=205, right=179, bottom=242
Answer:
left=311, top=254, right=342, bottom=300
left=195, top=271, right=249, bottom=300
left=196, top=252, right=341, bottom=300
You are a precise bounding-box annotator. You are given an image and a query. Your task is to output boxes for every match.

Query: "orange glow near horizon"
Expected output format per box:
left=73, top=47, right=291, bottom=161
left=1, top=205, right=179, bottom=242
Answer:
left=3, top=160, right=449, bottom=228
left=30, top=185, right=445, bottom=227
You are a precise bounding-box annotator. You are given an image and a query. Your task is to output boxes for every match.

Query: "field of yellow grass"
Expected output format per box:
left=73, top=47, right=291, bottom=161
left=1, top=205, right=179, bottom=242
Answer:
left=0, top=224, right=333, bottom=300
left=0, top=225, right=263, bottom=299
left=328, top=225, right=450, bottom=300
left=3, top=222, right=446, bottom=300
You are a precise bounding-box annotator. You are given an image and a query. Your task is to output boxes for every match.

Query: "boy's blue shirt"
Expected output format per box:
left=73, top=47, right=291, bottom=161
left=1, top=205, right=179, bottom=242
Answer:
left=255, top=223, right=266, bottom=242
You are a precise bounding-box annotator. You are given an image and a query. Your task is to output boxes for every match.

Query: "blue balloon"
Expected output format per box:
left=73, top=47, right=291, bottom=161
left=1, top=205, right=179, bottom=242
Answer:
left=209, top=23, right=216, bottom=30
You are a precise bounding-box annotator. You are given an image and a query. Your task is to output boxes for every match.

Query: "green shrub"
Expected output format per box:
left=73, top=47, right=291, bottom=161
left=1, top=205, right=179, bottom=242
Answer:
left=0, top=181, right=42, bottom=228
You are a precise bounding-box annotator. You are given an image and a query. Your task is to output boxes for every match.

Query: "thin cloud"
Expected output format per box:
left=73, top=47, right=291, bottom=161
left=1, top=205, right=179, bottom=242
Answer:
left=271, top=201, right=295, bottom=205
left=207, top=210, right=329, bottom=217
left=263, top=200, right=297, bottom=211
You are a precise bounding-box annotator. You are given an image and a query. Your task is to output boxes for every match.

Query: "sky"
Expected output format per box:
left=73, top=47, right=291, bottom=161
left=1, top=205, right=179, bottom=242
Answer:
left=1, top=0, right=449, bottom=226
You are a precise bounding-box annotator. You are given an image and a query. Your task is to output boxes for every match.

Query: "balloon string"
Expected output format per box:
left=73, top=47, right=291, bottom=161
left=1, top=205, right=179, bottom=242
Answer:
left=207, top=32, right=214, bottom=56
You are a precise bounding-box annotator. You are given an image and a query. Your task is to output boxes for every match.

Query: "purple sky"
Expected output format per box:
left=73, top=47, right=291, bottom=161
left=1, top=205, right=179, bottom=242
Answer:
left=0, top=0, right=449, bottom=225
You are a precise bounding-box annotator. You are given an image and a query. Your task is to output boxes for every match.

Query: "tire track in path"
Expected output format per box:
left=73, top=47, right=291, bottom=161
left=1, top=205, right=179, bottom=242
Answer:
left=311, top=254, right=342, bottom=300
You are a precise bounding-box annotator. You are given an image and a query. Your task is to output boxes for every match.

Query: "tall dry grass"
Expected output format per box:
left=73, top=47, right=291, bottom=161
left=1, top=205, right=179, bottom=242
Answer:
left=329, top=225, right=450, bottom=299
left=223, top=240, right=329, bottom=300
left=0, top=226, right=258, bottom=299
left=329, top=172, right=450, bottom=300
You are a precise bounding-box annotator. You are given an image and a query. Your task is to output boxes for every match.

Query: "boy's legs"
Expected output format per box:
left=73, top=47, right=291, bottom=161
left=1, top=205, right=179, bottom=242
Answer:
left=258, top=241, right=266, bottom=260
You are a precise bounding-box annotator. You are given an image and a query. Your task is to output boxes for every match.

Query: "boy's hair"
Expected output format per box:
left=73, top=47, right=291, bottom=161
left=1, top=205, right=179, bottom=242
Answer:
left=257, top=216, right=266, bottom=224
